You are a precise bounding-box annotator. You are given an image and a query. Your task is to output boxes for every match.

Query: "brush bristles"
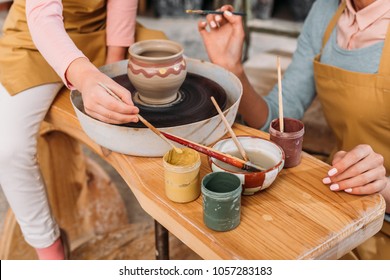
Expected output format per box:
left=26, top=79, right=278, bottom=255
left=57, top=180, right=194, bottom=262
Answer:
left=185, top=10, right=204, bottom=14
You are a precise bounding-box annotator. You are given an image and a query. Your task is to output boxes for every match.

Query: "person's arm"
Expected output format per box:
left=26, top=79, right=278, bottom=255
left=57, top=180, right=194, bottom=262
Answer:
left=105, top=0, right=138, bottom=64
left=26, top=0, right=86, bottom=87
left=259, top=0, right=336, bottom=130
left=26, top=0, right=139, bottom=124
left=198, top=1, right=327, bottom=130
left=197, top=6, right=268, bottom=129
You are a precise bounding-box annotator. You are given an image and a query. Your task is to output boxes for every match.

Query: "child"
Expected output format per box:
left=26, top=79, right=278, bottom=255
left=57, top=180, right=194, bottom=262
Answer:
left=0, top=0, right=165, bottom=259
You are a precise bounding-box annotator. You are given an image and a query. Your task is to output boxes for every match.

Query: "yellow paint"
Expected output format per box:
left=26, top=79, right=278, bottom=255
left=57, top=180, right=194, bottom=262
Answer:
left=163, top=148, right=201, bottom=203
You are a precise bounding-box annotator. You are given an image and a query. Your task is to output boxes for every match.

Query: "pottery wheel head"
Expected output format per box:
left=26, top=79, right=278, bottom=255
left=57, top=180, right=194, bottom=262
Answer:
left=133, top=91, right=183, bottom=108
left=113, top=73, right=228, bottom=128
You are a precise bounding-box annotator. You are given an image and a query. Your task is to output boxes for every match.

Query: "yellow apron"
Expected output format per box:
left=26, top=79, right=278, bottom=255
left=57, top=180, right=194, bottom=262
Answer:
left=0, top=0, right=167, bottom=95
left=0, top=0, right=107, bottom=95
left=313, top=2, right=390, bottom=259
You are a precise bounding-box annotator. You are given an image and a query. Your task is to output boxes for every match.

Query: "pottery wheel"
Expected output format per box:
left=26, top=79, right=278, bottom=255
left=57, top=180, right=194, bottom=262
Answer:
left=112, top=73, right=227, bottom=128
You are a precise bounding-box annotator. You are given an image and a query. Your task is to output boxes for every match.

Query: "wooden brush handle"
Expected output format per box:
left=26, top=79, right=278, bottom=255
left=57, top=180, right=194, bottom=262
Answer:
left=211, top=96, right=249, bottom=162
left=137, top=114, right=182, bottom=153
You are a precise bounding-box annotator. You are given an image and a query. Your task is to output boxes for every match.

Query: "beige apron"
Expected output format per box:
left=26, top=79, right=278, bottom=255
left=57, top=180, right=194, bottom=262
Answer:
left=0, top=0, right=107, bottom=95
left=0, top=0, right=167, bottom=96
left=313, top=2, right=390, bottom=259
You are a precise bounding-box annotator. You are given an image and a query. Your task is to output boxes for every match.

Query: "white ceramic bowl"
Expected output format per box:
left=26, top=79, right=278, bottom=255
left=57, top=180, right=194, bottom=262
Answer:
left=209, top=136, right=285, bottom=195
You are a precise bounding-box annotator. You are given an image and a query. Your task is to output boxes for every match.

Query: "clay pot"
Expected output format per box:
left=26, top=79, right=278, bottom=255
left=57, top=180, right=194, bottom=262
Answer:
left=127, top=39, right=187, bottom=105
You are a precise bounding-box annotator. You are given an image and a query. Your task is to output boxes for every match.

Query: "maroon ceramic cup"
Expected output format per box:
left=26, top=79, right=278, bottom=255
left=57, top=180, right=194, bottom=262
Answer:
left=269, top=118, right=305, bottom=168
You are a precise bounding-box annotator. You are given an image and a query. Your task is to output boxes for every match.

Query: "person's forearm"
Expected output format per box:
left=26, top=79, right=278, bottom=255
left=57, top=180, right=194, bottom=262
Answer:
left=106, top=0, right=138, bottom=47
left=234, top=69, right=269, bottom=129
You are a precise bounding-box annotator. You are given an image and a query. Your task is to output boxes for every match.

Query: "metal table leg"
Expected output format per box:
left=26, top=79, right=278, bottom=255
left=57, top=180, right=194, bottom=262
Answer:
left=154, top=220, right=169, bottom=260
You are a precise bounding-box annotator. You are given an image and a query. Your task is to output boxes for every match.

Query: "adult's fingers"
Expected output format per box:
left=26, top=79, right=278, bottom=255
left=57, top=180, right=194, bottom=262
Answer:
left=198, top=20, right=208, bottom=33
left=331, top=150, right=347, bottom=165
left=342, top=178, right=387, bottom=195
left=324, top=152, right=384, bottom=184
left=326, top=145, right=376, bottom=178
left=214, top=5, right=234, bottom=26
left=327, top=166, right=386, bottom=192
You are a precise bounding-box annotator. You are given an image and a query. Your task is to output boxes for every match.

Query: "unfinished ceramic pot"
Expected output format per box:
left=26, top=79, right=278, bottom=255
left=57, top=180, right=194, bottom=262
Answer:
left=128, top=39, right=187, bottom=105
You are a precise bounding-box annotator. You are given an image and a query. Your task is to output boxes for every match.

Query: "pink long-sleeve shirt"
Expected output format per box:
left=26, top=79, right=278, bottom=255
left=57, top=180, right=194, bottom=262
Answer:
left=26, top=0, right=137, bottom=86
left=338, top=0, right=390, bottom=50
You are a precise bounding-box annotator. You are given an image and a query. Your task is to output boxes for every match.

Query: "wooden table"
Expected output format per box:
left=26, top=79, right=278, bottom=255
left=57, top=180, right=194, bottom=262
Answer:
left=125, top=125, right=385, bottom=259
left=0, top=89, right=385, bottom=259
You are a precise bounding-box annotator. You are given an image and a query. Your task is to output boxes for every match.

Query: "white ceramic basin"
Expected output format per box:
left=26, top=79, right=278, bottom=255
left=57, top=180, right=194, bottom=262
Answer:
left=70, top=58, right=243, bottom=157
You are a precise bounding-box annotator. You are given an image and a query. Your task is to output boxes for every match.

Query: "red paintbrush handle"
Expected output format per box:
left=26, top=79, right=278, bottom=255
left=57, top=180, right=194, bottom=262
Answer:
left=161, top=131, right=250, bottom=171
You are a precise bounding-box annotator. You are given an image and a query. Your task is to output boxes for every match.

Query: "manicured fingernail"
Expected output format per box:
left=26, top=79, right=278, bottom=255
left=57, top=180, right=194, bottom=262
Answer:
left=344, top=188, right=352, bottom=193
left=215, top=15, right=222, bottom=21
left=330, top=184, right=339, bottom=191
left=322, top=177, right=331, bottom=184
left=210, top=21, right=217, bottom=28
left=225, top=11, right=232, bottom=16
left=328, top=168, right=338, bottom=176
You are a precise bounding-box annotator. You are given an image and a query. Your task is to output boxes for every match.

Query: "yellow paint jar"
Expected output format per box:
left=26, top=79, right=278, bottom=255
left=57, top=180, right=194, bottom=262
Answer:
left=163, top=148, right=201, bottom=203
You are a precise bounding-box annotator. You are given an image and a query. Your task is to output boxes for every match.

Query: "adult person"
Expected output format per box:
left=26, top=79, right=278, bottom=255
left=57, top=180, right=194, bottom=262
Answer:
left=198, top=0, right=390, bottom=259
left=0, top=0, right=165, bottom=259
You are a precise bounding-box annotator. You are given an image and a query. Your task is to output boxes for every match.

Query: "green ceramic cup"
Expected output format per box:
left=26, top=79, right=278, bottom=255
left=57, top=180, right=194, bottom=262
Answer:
left=201, top=172, right=242, bottom=232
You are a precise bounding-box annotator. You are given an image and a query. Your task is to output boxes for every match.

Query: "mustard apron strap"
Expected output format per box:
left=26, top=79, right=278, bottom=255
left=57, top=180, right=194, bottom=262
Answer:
left=378, top=24, right=390, bottom=75
left=320, top=1, right=347, bottom=52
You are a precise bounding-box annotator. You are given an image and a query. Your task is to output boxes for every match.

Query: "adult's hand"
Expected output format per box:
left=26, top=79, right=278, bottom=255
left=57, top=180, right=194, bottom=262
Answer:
left=197, top=5, right=245, bottom=75
left=322, top=144, right=390, bottom=212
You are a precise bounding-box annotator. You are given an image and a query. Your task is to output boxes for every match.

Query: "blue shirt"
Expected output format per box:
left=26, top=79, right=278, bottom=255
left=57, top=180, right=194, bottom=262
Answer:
left=261, top=0, right=384, bottom=131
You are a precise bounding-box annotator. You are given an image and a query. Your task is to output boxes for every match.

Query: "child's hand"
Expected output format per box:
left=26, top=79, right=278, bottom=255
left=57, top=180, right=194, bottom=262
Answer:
left=66, top=58, right=139, bottom=124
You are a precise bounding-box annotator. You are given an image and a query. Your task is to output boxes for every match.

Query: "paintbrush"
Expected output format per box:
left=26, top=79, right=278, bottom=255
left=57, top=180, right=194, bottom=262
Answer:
left=98, top=82, right=183, bottom=154
left=210, top=96, right=249, bottom=162
left=186, top=9, right=246, bottom=16
left=98, top=82, right=263, bottom=171
left=137, top=114, right=183, bottom=154
left=160, top=131, right=265, bottom=172
left=277, top=56, right=284, bottom=132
